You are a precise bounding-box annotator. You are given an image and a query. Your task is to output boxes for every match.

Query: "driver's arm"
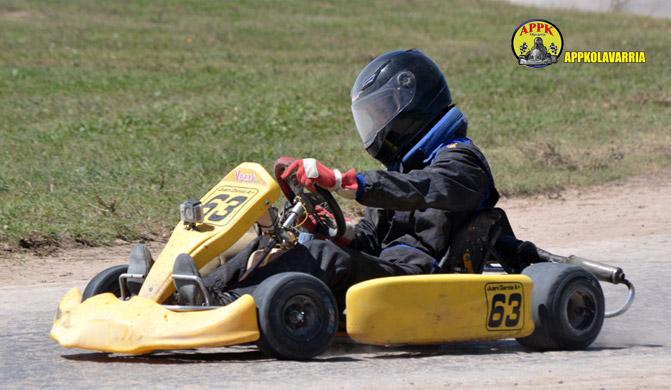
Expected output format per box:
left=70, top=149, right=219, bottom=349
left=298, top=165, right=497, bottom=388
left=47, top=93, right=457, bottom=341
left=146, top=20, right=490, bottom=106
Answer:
left=348, top=207, right=386, bottom=255
left=356, top=145, right=492, bottom=212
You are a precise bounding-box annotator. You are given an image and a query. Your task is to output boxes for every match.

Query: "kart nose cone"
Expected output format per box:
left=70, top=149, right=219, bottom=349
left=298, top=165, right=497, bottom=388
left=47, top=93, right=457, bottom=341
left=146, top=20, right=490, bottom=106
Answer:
left=50, top=288, right=260, bottom=354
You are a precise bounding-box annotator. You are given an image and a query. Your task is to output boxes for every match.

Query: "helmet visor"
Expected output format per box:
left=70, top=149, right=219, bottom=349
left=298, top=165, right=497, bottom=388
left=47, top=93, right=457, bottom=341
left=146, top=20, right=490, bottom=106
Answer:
left=351, top=71, right=416, bottom=148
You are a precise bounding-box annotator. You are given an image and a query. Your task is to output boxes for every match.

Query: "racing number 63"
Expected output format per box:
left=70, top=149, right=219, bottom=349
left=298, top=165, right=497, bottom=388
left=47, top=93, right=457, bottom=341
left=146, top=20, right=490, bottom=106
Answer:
left=202, top=194, right=249, bottom=224
left=487, top=292, right=522, bottom=329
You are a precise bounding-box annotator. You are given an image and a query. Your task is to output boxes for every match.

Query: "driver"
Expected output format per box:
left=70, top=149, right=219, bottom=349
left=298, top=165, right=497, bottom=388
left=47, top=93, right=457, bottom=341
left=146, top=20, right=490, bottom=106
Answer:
left=176, top=49, right=499, bottom=310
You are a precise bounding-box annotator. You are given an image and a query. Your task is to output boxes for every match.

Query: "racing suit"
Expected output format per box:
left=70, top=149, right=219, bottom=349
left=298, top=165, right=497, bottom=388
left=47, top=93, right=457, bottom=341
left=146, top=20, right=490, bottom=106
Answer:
left=204, top=140, right=499, bottom=309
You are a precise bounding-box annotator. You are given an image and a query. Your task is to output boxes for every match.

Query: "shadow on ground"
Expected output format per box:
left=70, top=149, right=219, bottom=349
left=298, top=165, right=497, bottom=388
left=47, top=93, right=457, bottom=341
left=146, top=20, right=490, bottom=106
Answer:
left=61, top=338, right=638, bottom=365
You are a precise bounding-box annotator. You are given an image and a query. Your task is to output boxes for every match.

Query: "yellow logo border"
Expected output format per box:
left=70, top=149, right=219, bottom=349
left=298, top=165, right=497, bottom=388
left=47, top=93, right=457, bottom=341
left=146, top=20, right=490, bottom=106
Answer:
left=511, top=18, right=564, bottom=69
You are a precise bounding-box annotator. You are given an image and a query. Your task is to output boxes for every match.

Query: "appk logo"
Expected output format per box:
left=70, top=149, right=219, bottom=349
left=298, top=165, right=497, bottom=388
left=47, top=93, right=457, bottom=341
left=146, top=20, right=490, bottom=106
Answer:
left=511, top=19, right=564, bottom=68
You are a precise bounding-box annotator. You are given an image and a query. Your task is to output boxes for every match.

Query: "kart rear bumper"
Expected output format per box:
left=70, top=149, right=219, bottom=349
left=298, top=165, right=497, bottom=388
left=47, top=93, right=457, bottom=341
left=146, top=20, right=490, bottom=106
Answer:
left=50, top=288, right=260, bottom=355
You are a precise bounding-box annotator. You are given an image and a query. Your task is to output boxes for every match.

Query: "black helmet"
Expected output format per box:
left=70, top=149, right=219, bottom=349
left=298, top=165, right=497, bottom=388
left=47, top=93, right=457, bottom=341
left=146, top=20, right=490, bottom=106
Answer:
left=351, top=49, right=453, bottom=167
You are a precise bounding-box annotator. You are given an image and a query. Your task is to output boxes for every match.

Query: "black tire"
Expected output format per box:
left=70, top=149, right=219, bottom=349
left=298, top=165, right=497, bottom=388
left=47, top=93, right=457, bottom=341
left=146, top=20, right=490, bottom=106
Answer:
left=517, top=262, right=605, bottom=350
left=253, top=272, right=338, bottom=360
left=82, top=264, right=128, bottom=300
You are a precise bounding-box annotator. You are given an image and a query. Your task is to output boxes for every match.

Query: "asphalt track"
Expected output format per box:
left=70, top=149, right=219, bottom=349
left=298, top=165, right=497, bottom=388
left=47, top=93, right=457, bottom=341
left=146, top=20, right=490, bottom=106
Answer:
left=2, top=235, right=670, bottom=389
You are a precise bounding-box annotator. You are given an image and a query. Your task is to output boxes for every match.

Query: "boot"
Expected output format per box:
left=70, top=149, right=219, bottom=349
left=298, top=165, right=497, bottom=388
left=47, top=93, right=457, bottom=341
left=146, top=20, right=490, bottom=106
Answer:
left=172, top=253, right=210, bottom=306
left=127, top=244, right=154, bottom=295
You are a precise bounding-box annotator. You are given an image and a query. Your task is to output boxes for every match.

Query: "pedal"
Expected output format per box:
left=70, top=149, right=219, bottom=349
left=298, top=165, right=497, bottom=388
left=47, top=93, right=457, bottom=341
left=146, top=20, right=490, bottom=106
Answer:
left=126, top=244, right=154, bottom=295
left=172, top=253, right=211, bottom=306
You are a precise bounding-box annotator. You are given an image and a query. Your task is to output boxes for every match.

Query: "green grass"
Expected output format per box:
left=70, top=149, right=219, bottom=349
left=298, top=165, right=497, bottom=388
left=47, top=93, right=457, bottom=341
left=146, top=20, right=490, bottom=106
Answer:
left=1, top=0, right=670, bottom=248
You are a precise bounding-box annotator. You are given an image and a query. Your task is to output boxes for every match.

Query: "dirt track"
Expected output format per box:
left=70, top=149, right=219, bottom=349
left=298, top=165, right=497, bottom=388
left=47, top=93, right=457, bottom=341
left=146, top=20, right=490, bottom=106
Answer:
left=1, top=170, right=670, bottom=389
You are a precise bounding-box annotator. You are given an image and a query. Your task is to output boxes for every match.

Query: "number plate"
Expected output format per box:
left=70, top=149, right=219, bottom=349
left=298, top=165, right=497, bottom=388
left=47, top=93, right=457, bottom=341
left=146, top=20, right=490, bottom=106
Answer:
left=201, top=185, right=259, bottom=227
left=485, top=282, right=525, bottom=331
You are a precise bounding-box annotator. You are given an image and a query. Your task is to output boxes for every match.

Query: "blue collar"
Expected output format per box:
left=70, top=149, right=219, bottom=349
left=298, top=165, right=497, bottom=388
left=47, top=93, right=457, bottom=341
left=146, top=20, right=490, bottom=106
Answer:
left=392, top=107, right=468, bottom=171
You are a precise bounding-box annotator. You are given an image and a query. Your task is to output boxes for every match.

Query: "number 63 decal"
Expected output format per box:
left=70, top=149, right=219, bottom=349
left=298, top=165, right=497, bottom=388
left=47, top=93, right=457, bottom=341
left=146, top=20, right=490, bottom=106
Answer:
left=485, top=283, right=524, bottom=331
left=202, top=194, right=249, bottom=226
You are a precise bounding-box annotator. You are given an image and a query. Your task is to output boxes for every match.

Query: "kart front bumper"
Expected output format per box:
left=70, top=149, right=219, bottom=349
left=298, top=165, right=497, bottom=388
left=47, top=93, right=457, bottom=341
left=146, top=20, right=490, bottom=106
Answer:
left=50, top=288, right=260, bottom=355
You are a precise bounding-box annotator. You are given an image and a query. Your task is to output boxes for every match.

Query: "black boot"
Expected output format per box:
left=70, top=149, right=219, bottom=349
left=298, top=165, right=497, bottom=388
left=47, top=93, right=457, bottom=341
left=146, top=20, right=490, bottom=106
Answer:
left=172, top=253, right=211, bottom=306
left=127, top=244, right=154, bottom=295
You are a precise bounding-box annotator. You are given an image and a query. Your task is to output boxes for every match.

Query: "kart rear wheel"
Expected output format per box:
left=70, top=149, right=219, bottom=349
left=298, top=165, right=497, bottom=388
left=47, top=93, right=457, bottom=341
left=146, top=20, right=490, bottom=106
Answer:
left=253, top=272, right=338, bottom=360
left=517, top=262, right=604, bottom=350
left=82, top=264, right=127, bottom=300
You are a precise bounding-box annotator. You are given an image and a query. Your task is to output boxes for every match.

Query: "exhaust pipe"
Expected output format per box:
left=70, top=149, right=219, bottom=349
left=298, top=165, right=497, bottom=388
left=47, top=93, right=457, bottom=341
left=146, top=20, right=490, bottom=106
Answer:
left=566, top=255, right=625, bottom=284
left=536, top=248, right=635, bottom=318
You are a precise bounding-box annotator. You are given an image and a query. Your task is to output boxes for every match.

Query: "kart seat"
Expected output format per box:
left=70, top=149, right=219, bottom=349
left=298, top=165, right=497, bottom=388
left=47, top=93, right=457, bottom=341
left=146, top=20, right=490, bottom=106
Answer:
left=437, top=208, right=539, bottom=274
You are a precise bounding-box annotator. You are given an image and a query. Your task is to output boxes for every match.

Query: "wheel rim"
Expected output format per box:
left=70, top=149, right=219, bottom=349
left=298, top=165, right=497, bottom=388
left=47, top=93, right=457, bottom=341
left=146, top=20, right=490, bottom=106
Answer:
left=565, top=287, right=597, bottom=332
left=281, top=294, right=322, bottom=340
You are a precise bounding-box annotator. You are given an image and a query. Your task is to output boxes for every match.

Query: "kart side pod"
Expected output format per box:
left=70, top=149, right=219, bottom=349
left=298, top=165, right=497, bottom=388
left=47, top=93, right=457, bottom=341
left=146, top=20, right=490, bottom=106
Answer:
left=345, top=274, right=534, bottom=345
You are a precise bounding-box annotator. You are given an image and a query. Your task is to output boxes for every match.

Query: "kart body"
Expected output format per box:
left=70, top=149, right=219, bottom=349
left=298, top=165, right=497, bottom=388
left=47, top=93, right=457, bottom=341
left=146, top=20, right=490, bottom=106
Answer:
left=51, top=162, right=630, bottom=357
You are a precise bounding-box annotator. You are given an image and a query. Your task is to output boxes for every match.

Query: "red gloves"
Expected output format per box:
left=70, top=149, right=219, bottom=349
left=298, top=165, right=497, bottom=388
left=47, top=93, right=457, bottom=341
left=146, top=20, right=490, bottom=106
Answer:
left=300, top=205, right=356, bottom=245
left=281, top=158, right=359, bottom=199
left=301, top=205, right=334, bottom=234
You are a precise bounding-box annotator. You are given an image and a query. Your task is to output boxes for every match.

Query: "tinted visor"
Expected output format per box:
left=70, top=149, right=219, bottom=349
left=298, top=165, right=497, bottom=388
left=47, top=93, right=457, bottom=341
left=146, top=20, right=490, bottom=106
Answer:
left=351, top=71, right=416, bottom=148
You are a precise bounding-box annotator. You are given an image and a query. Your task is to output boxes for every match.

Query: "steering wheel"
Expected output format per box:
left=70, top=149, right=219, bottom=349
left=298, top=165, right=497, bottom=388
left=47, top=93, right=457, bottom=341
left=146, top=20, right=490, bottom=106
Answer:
left=274, top=157, right=347, bottom=240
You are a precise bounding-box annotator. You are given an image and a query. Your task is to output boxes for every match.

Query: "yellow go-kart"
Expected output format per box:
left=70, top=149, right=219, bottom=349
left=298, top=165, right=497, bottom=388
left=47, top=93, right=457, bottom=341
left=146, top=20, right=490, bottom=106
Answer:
left=51, top=160, right=635, bottom=360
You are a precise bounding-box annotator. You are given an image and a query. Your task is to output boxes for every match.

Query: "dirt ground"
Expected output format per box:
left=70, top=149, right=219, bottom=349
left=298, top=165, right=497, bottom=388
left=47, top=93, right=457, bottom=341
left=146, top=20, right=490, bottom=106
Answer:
left=2, top=168, right=670, bottom=286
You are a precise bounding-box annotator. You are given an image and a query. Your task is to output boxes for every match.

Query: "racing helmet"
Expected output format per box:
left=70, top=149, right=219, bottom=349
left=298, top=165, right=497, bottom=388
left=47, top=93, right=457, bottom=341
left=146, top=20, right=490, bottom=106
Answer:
left=351, top=49, right=453, bottom=167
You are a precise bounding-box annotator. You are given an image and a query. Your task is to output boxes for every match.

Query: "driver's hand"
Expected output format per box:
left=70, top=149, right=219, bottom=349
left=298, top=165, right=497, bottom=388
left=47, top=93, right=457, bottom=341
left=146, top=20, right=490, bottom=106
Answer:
left=282, top=158, right=359, bottom=199
left=301, top=205, right=332, bottom=235
left=300, top=205, right=356, bottom=245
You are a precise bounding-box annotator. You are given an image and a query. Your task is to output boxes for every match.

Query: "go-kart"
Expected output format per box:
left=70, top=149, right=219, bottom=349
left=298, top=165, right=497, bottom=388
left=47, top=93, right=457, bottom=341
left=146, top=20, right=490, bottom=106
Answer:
left=51, top=160, right=635, bottom=360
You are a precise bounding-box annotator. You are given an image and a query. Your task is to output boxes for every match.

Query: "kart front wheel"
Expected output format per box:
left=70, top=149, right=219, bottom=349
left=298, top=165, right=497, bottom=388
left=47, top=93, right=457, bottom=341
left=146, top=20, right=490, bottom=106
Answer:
left=517, top=262, right=605, bottom=350
left=82, top=264, right=127, bottom=300
left=253, top=272, right=338, bottom=360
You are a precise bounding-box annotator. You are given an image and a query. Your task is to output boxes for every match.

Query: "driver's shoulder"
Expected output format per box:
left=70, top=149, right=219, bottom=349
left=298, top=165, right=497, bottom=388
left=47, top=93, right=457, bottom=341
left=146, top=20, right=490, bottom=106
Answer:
left=430, top=139, right=488, bottom=166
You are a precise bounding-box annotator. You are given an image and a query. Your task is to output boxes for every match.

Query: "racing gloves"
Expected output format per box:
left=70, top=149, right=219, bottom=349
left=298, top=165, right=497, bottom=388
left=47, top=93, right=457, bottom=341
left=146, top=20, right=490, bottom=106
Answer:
left=282, top=158, right=359, bottom=199
left=301, top=205, right=357, bottom=246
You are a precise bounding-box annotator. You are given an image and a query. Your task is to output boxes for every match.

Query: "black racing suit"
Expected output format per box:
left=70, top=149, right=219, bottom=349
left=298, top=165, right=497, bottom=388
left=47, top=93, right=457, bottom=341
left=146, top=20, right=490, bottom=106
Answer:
left=204, top=141, right=499, bottom=309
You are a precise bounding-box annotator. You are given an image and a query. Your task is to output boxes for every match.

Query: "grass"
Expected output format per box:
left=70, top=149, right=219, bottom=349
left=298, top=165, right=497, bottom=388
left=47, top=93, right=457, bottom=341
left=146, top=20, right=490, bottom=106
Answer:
left=0, top=0, right=669, bottom=248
